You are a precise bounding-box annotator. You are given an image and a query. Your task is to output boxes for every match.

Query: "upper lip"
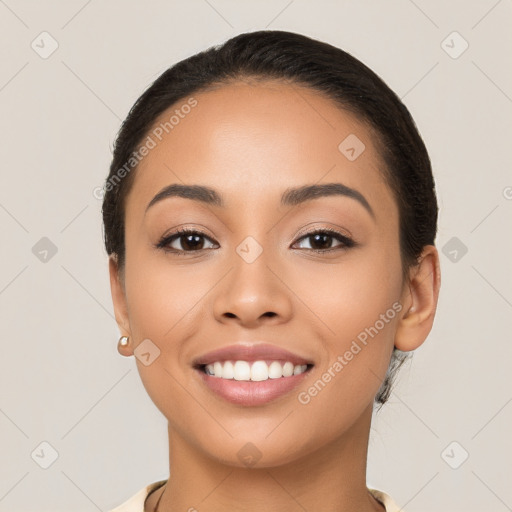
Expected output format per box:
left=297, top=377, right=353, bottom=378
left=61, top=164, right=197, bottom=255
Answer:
left=192, top=343, right=314, bottom=367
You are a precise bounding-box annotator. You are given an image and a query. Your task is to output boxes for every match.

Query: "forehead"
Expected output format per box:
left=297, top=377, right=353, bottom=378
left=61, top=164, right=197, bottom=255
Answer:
left=127, top=80, right=396, bottom=220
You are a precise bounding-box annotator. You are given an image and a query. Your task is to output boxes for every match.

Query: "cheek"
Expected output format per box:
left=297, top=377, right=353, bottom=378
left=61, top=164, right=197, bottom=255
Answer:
left=292, top=268, right=400, bottom=435
left=124, top=252, right=210, bottom=340
left=122, top=256, right=207, bottom=418
left=288, top=241, right=403, bottom=339
left=287, top=243, right=402, bottom=398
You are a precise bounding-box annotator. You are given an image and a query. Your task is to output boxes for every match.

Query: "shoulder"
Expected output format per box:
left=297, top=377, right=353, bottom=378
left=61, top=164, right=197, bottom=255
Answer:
left=368, top=488, right=403, bottom=512
left=107, top=479, right=167, bottom=512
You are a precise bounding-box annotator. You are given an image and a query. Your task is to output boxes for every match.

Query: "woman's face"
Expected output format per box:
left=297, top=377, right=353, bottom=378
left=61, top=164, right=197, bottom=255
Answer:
left=113, top=80, right=410, bottom=466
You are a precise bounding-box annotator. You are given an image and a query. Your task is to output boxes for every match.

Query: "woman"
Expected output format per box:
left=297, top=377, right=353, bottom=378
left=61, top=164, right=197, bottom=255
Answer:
left=104, top=30, right=441, bottom=512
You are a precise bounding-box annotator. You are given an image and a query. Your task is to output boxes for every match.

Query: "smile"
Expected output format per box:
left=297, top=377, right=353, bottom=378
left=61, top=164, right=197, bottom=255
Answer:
left=192, top=342, right=314, bottom=406
left=195, top=361, right=314, bottom=406
left=203, top=360, right=310, bottom=381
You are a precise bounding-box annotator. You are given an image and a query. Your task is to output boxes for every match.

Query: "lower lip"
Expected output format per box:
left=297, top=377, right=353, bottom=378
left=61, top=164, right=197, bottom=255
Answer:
left=195, top=367, right=313, bottom=406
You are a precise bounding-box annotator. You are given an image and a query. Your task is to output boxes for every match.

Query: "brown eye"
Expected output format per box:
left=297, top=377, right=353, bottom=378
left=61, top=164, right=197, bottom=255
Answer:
left=157, top=229, right=217, bottom=253
left=294, top=230, right=355, bottom=252
left=175, top=232, right=207, bottom=251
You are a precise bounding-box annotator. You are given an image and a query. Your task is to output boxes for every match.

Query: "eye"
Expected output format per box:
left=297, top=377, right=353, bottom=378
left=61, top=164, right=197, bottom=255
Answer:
left=292, top=229, right=355, bottom=252
left=156, top=227, right=356, bottom=255
left=156, top=228, right=218, bottom=254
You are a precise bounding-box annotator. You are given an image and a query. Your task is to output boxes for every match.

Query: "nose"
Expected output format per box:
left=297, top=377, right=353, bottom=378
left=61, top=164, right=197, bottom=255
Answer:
left=212, top=246, right=293, bottom=328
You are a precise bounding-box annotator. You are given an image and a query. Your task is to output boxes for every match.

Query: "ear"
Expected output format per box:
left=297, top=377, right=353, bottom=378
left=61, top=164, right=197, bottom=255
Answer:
left=108, top=255, right=131, bottom=337
left=394, top=245, right=441, bottom=352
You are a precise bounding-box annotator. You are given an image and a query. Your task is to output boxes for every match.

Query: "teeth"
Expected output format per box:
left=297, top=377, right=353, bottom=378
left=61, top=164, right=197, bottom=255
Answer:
left=222, top=361, right=234, bottom=379
left=293, top=364, right=304, bottom=375
left=250, top=360, right=268, bottom=381
left=282, top=361, right=294, bottom=377
left=268, top=361, right=282, bottom=379
left=234, top=360, right=251, bottom=381
left=204, top=360, right=308, bottom=381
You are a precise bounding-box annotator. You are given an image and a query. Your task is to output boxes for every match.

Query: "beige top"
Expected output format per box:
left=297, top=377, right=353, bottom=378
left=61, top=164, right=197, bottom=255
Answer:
left=108, top=479, right=403, bottom=511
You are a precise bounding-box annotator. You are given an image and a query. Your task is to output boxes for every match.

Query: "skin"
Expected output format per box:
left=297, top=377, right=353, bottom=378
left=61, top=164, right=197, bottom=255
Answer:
left=109, top=80, right=441, bottom=512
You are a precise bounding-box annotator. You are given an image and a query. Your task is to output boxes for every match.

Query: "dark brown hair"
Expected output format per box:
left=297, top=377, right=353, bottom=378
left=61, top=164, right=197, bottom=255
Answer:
left=102, top=30, right=438, bottom=405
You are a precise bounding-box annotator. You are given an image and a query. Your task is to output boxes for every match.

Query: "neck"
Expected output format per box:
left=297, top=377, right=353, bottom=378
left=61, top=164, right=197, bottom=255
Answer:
left=153, top=404, right=384, bottom=512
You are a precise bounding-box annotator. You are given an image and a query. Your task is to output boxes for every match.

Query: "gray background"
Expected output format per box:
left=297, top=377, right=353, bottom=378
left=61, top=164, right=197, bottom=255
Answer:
left=1, top=1, right=511, bottom=511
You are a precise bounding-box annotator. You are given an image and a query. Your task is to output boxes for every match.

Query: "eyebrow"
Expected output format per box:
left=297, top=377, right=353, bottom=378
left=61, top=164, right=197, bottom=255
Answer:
left=145, top=182, right=375, bottom=219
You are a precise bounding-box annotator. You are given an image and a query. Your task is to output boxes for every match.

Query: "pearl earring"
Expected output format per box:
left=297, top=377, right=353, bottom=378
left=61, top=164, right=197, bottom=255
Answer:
left=118, top=335, right=129, bottom=348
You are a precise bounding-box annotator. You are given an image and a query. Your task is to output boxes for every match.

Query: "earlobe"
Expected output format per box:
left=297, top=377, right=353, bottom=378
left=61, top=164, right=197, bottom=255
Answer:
left=108, top=255, right=131, bottom=338
left=394, top=245, right=441, bottom=352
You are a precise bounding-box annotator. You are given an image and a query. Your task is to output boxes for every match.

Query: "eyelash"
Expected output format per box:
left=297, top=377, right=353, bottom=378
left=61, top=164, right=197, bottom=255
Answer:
left=155, top=227, right=356, bottom=256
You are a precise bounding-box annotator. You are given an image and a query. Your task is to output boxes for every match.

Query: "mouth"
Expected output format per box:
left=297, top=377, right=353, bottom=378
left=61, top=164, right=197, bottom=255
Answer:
left=191, top=343, right=315, bottom=406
